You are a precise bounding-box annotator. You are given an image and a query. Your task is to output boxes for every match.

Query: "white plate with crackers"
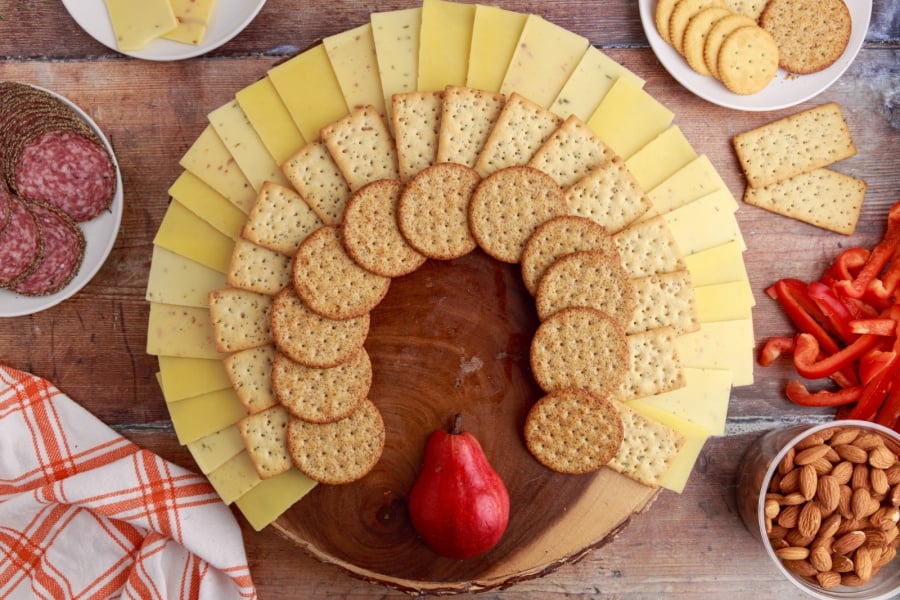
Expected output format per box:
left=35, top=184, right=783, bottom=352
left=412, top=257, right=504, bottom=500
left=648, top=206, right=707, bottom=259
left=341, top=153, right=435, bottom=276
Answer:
left=638, top=0, right=872, bottom=111
left=60, top=0, right=267, bottom=61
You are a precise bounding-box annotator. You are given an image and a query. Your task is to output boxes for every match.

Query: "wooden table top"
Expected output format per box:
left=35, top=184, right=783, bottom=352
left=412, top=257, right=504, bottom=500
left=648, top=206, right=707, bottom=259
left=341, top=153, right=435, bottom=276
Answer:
left=1, top=1, right=898, bottom=597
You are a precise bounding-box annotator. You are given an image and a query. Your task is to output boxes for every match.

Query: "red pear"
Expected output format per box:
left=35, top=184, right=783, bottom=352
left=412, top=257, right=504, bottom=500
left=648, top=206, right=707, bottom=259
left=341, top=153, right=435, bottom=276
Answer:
left=408, top=413, right=510, bottom=559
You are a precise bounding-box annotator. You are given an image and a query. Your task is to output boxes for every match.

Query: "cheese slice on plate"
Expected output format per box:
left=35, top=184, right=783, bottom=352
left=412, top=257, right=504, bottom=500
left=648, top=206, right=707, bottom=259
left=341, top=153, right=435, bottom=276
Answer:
left=152, top=201, right=235, bottom=273
left=586, top=77, right=674, bottom=160
left=235, top=77, right=306, bottom=165
left=549, top=45, right=645, bottom=122
left=161, top=0, right=216, bottom=46
left=324, top=23, right=386, bottom=115
left=625, top=125, right=697, bottom=192
left=371, top=7, right=422, bottom=124
left=146, top=246, right=226, bottom=308
left=417, top=0, right=475, bottom=92
left=168, top=171, right=246, bottom=241
left=146, top=303, right=223, bottom=360
left=103, top=0, right=177, bottom=51
left=467, top=4, right=527, bottom=92
left=236, top=468, right=318, bottom=531
left=158, top=355, right=232, bottom=403
left=179, top=125, right=255, bottom=213
left=187, top=425, right=246, bottom=475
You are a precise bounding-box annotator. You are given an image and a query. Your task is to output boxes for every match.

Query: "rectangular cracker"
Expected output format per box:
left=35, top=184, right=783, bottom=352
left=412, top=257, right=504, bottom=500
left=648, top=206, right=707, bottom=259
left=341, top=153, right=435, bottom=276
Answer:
left=732, top=102, right=857, bottom=188
left=242, top=182, right=323, bottom=255
left=565, top=156, right=651, bottom=234
left=227, top=238, right=293, bottom=295
left=321, top=105, right=399, bottom=191
left=238, top=406, right=293, bottom=479
left=281, top=139, right=352, bottom=225
left=613, top=326, right=686, bottom=403
left=473, top=92, right=562, bottom=178
left=626, top=270, right=700, bottom=336
left=527, top=115, right=616, bottom=189
left=223, top=345, right=279, bottom=414
left=613, top=215, right=686, bottom=278
left=743, top=168, right=867, bottom=235
left=607, top=400, right=685, bottom=488
left=208, top=287, right=273, bottom=353
left=392, top=90, right=443, bottom=181
left=436, top=86, right=506, bottom=168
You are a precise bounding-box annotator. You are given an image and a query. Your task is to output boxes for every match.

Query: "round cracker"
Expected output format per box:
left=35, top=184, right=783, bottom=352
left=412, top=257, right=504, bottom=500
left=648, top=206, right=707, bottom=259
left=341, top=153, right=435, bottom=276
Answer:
left=682, top=6, right=732, bottom=76
left=292, top=225, right=391, bottom=320
left=669, top=0, right=725, bottom=55
left=468, top=166, right=567, bottom=264
left=703, top=13, right=757, bottom=80
left=534, top=249, right=635, bottom=326
left=524, top=388, right=624, bottom=474
left=520, top=215, right=617, bottom=296
left=396, top=162, right=481, bottom=260
left=273, top=348, right=372, bottom=424
left=717, top=25, right=779, bottom=95
left=759, top=0, right=851, bottom=75
left=269, top=287, right=370, bottom=369
left=287, top=398, right=385, bottom=485
left=530, top=306, right=629, bottom=398
left=655, top=0, right=680, bottom=44
left=341, top=178, right=426, bottom=277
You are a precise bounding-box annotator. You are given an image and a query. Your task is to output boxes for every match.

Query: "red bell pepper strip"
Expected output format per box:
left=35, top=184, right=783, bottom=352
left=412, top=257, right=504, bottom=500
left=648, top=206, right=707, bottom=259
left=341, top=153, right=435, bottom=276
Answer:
left=837, top=201, right=900, bottom=299
left=850, top=318, right=897, bottom=336
left=792, top=332, right=880, bottom=380
left=758, top=336, right=795, bottom=366
left=807, top=281, right=859, bottom=343
left=784, top=380, right=862, bottom=407
left=876, top=380, right=900, bottom=430
left=821, top=247, right=870, bottom=284
left=846, top=355, right=900, bottom=420
left=771, top=279, right=842, bottom=355
left=859, top=350, right=898, bottom=385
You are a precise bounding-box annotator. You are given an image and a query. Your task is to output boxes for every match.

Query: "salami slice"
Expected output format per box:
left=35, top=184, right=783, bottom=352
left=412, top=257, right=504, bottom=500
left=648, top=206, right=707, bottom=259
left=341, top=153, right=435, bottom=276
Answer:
left=0, top=182, right=10, bottom=236
left=0, top=189, right=43, bottom=287
left=10, top=201, right=85, bottom=296
left=14, top=129, right=116, bottom=222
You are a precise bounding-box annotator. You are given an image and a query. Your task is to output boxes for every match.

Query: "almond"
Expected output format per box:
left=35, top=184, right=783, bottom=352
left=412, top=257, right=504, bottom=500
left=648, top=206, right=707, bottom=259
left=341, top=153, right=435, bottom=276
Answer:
left=781, top=492, right=806, bottom=506
left=778, top=447, right=796, bottom=475
left=786, top=528, right=815, bottom=548
left=835, top=443, right=869, bottom=464
left=795, top=444, right=831, bottom=465
left=782, top=558, right=817, bottom=577
left=876, top=545, right=897, bottom=568
left=833, top=530, right=866, bottom=555
left=777, top=504, right=801, bottom=529
left=871, top=468, right=890, bottom=496
left=799, top=464, right=818, bottom=500
left=863, top=528, right=887, bottom=549
left=852, top=487, right=873, bottom=520
left=831, top=460, right=854, bottom=484
left=855, top=546, right=874, bottom=581
left=810, top=456, right=834, bottom=475
left=832, top=553, right=854, bottom=573
left=816, top=475, right=841, bottom=513
left=852, top=463, right=870, bottom=490
left=885, top=464, right=900, bottom=485
left=819, top=513, right=842, bottom=539
left=798, top=502, right=822, bottom=538
left=831, top=427, right=862, bottom=446
left=764, top=498, right=780, bottom=519
left=854, top=432, right=886, bottom=451
left=809, top=545, right=833, bottom=572
left=839, top=484, right=854, bottom=518
left=816, top=570, right=842, bottom=589
left=775, top=546, right=810, bottom=561
left=870, top=445, right=897, bottom=470
left=891, top=483, right=900, bottom=508
left=841, top=573, right=866, bottom=587
left=779, top=468, right=800, bottom=493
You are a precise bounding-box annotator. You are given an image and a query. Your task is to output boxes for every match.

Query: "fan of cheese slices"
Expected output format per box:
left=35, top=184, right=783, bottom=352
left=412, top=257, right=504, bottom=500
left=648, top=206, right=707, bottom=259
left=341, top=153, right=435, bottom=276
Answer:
left=145, top=0, right=756, bottom=533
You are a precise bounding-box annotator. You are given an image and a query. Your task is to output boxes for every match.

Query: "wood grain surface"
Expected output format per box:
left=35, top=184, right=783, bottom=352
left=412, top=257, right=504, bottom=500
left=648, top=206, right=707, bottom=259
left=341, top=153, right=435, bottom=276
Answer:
left=0, top=1, right=898, bottom=598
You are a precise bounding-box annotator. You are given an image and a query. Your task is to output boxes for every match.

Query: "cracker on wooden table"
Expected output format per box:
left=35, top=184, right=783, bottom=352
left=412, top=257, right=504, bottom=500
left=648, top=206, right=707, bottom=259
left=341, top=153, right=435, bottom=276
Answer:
left=436, top=86, right=506, bottom=168
left=287, top=398, right=385, bottom=485
left=669, top=0, right=726, bottom=54
left=534, top=249, right=636, bottom=327
left=614, top=326, right=685, bottom=402
left=468, top=166, right=567, bottom=263
left=273, top=348, right=371, bottom=424
left=524, top=388, right=624, bottom=475
left=717, top=25, right=779, bottom=95
left=530, top=306, right=629, bottom=399
left=526, top=115, right=616, bottom=189
left=281, top=139, right=352, bottom=225
left=292, top=225, right=391, bottom=320
left=627, top=270, right=700, bottom=335
left=321, top=105, right=399, bottom=192
left=226, top=238, right=293, bottom=295
left=239, top=405, right=293, bottom=479
left=760, top=0, right=851, bottom=74
left=613, top=215, right=686, bottom=278
left=520, top=215, right=618, bottom=296
left=607, top=401, right=685, bottom=488
left=392, top=91, right=443, bottom=182
left=732, top=102, right=857, bottom=189
left=743, top=168, right=867, bottom=235
left=341, top=178, right=426, bottom=277
left=703, top=14, right=757, bottom=80
left=223, top=344, right=278, bottom=414
left=208, top=287, right=273, bottom=353
left=269, top=286, right=370, bottom=368
left=242, top=181, right=323, bottom=255
left=564, top=156, right=652, bottom=234
left=397, top=162, right=481, bottom=260
left=473, top=93, right=563, bottom=178
left=682, top=6, right=732, bottom=76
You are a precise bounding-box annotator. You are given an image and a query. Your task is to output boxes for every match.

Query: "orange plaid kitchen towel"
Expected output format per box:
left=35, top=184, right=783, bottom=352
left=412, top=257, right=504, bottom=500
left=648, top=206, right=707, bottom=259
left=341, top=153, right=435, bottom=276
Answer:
left=0, top=365, right=257, bottom=600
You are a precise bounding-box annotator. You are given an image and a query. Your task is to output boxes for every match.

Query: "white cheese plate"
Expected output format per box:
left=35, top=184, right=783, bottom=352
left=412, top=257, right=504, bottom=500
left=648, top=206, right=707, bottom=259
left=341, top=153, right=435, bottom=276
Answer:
left=60, top=0, right=267, bottom=61
left=637, top=0, right=872, bottom=111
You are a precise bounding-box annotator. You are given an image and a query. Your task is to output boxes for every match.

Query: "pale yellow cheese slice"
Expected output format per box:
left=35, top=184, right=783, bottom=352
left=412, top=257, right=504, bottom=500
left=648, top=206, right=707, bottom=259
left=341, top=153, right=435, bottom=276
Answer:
left=683, top=240, right=749, bottom=287
left=152, top=200, right=235, bottom=273
left=676, top=319, right=755, bottom=387
left=235, top=469, right=318, bottom=531
left=663, top=189, right=746, bottom=255
left=158, top=355, right=231, bottom=403
left=586, top=77, right=674, bottom=160
left=179, top=125, right=255, bottom=213
left=625, top=125, right=697, bottom=192
left=168, top=171, right=246, bottom=241
left=146, top=245, right=226, bottom=308
left=146, top=303, right=223, bottom=360
left=104, top=0, right=177, bottom=52
left=645, top=154, right=735, bottom=220
left=170, top=387, right=247, bottom=445
left=417, top=0, right=475, bottom=92
left=162, top=0, right=216, bottom=46
left=207, top=452, right=263, bottom=505
left=187, top=426, right=246, bottom=475
left=466, top=4, right=527, bottom=92
left=371, top=7, right=422, bottom=124
left=235, top=77, right=306, bottom=165
left=631, top=367, right=732, bottom=436
left=549, top=46, right=645, bottom=122
left=694, top=279, right=756, bottom=323
left=324, top=23, right=386, bottom=115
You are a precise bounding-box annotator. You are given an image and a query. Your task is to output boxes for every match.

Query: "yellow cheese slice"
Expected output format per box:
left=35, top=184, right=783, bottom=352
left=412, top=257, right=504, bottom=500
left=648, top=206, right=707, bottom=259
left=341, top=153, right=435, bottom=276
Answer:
left=208, top=100, right=291, bottom=192
left=158, top=355, right=231, bottom=403
left=268, top=44, right=350, bottom=143
left=466, top=4, right=527, bottom=92
left=169, top=387, right=246, bottom=445
left=586, top=77, right=674, bottom=160
left=631, top=367, right=732, bottom=436
left=663, top=189, right=746, bottom=255
left=417, top=0, right=475, bottom=92
left=627, top=401, right=711, bottom=494
left=499, top=14, right=588, bottom=109
left=152, top=200, right=235, bottom=273
left=146, top=245, right=226, bottom=308
left=235, top=469, right=318, bottom=531
left=324, top=23, right=386, bottom=116
left=207, top=452, right=263, bottom=505
left=187, top=426, right=246, bottom=475
left=146, top=302, right=223, bottom=360
left=645, top=154, right=736, bottom=220
left=161, top=0, right=215, bottom=46
left=371, top=7, right=422, bottom=123
left=549, top=46, right=645, bottom=122
left=103, top=0, right=177, bottom=51
left=179, top=125, right=255, bottom=213
left=676, top=319, right=755, bottom=387
left=683, top=240, right=748, bottom=287
left=695, top=279, right=756, bottom=323
left=168, top=171, right=246, bottom=241
left=625, top=125, right=697, bottom=192
left=235, top=78, right=306, bottom=165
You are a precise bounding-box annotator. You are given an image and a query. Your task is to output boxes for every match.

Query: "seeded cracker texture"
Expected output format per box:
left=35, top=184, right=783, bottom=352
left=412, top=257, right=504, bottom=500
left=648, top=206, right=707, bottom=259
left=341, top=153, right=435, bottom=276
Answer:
left=208, top=288, right=274, bottom=353
left=280, top=139, right=352, bottom=225
left=565, top=156, right=652, bottom=234
left=607, top=402, right=685, bottom=487
left=613, top=215, right=686, bottom=278
left=392, top=91, right=444, bottom=181
left=226, top=239, right=292, bottom=296
left=321, top=106, right=399, bottom=192
left=627, top=270, right=700, bottom=335
left=239, top=406, right=293, bottom=479
left=613, top=326, right=685, bottom=402
left=223, top=345, right=279, bottom=414
left=717, top=25, right=779, bottom=95
left=243, top=182, right=323, bottom=256
left=759, top=0, right=851, bottom=75
left=526, top=115, right=616, bottom=189
left=436, top=86, right=506, bottom=168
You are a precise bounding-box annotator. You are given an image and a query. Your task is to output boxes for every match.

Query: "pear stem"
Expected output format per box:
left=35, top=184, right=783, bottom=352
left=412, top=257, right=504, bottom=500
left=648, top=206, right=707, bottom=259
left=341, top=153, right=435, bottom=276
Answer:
left=450, top=413, right=462, bottom=435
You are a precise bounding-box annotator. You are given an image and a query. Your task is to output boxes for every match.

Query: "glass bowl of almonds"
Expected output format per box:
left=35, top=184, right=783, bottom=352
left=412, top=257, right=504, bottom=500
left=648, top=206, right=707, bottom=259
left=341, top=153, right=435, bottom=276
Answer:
left=737, top=420, right=900, bottom=599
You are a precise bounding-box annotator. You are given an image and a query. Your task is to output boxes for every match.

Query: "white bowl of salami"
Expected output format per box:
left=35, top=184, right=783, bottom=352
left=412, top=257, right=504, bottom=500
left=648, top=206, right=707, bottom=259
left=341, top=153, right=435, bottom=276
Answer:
left=0, top=82, right=123, bottom=317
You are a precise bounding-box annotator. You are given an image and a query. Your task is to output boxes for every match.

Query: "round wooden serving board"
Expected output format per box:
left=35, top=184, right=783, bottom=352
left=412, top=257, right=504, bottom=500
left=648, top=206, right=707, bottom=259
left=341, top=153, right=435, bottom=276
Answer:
left=272, top=249, right=659, bottom=594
